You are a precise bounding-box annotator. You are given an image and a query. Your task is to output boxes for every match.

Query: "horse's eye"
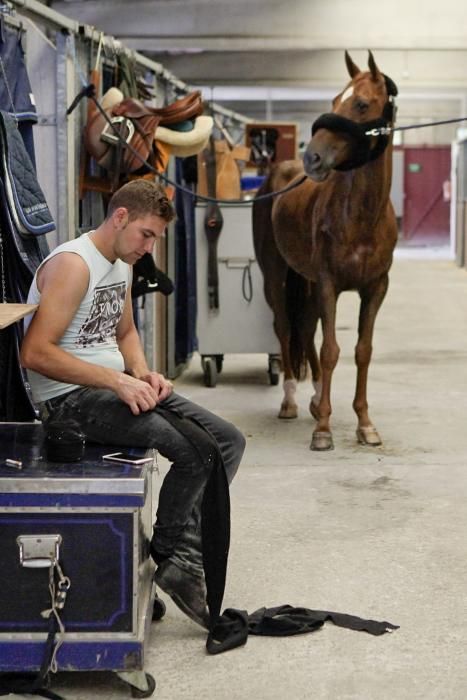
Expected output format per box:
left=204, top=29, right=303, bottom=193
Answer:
left=354, top=100, right=369, bottom=114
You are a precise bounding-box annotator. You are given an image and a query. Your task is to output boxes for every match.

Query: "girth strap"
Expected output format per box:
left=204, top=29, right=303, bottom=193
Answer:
left=203, top=136, right=223, bottom=310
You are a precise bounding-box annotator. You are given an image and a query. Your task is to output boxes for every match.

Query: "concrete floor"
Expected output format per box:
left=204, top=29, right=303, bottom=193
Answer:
left=15, top=256, right=467, bottom=699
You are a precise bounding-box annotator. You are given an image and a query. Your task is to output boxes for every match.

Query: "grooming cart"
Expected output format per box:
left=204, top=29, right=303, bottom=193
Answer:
left=195, top=202, right=280, bottom=387
left=0, top=422, right=164, bottom=698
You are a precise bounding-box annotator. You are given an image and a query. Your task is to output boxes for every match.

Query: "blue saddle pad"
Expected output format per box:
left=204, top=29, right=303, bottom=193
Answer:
left=0, top=110, right=55, bottom=237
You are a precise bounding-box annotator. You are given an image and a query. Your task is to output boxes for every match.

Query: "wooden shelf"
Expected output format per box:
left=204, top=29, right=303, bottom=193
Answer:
left=0, top=304, right=38, bottom=329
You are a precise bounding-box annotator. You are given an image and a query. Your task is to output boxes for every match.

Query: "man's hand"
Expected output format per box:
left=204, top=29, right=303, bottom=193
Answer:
left=140, top=371, right=174, bottom=402
left=115, top=372, right=160, bottom=415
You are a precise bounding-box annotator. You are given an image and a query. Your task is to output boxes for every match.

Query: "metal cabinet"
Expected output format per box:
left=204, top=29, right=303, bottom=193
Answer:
left=195, top=203, right=280, bottom=387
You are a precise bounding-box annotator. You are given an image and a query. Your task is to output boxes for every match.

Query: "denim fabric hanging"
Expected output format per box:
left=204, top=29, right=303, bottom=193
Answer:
left=0, top=17, right=37, bottom=164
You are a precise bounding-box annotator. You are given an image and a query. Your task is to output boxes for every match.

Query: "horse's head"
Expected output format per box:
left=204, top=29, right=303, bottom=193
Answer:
left=303, top=51, right=397, bottom=182
left=249, top=127, right=280, bottom=175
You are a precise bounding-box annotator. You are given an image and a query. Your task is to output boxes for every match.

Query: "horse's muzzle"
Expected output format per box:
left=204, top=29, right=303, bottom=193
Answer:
left=303, top=148, right=329, bottom=182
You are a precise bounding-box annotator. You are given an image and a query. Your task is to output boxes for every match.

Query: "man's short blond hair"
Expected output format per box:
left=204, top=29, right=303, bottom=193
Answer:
left=107, top=180, right=175, bottom=223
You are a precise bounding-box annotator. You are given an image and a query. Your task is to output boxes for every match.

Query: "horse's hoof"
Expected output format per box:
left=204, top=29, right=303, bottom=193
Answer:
left=311, top=431, right=334, bottom=451
left=356, top=426, right=382, bottom=446
left=278, top=405, right=298, bottom=419
left=309, top=401, right=320, bottom=421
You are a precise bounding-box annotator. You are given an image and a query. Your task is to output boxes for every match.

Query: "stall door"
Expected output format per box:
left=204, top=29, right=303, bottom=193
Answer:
left=403, top=146, right=451, bottom=245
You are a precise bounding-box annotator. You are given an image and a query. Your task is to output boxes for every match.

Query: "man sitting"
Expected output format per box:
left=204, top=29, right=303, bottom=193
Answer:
left=21, top=179, right=245, bottom=628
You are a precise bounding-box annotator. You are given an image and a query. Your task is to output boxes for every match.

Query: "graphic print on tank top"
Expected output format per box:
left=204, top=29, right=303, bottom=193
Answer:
left=77, top=282, right=126, bottom=346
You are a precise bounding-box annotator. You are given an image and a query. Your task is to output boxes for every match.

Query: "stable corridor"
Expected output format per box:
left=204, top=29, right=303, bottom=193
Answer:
left=39, top=257, right=467, bottom=700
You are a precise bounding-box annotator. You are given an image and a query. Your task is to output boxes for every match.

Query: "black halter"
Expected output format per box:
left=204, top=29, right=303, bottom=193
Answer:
left=311, top=74, right=398, bottom=172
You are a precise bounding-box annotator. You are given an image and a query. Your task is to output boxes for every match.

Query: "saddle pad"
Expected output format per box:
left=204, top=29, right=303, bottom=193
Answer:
left=0, top=110, right=54, bottom=236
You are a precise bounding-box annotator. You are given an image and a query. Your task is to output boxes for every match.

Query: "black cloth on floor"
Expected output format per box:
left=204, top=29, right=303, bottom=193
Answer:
left=149, top=408, right=399, bottom=655
left=206, top=604, right=399, bottom=655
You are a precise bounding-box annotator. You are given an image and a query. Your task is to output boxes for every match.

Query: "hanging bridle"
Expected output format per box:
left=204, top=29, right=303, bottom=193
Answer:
left=310, top=74, right=398, bottom=172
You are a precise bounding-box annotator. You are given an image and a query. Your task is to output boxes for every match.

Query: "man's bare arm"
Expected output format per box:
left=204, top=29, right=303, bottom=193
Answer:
left=117, top=289, right=173, bottom=402
left=116, top=289, right=152, bottom=378
left=20, top=253, right=159, bottom=414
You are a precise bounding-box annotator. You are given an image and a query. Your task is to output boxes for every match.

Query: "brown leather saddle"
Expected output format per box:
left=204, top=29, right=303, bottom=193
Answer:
left=84, top=90, right=204, bottom=177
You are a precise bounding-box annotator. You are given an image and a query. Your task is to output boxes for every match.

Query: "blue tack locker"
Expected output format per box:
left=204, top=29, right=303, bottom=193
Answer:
left=0, top=422, right=160, bottom=697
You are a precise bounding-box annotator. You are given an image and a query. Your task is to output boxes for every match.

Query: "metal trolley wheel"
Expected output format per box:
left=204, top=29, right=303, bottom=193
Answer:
left=268, top=355, right=281, bottom=386
left=201, top=355, right=217, bottom=388
left=214, top=354, right=224, bottom=373
left=130, top=673, right=156, bottom=698
left=152, top=595, right=166, bottom=621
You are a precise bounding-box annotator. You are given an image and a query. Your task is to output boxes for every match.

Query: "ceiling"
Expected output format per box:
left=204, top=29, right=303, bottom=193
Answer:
left=48, top=0, right=467, bottom=142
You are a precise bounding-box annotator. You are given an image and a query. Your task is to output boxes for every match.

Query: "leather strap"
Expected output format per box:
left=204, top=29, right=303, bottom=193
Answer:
left=203, top=136, right=223, bottom=310
left=0, top=613, right=64, bottom=699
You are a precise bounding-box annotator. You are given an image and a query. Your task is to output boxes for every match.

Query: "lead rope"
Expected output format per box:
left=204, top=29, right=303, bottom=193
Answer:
left=366, top=115, right=467, bottom=137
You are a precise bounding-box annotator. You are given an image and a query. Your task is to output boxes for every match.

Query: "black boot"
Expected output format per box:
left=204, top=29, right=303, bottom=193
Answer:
left=154, top=560, right=210, bottom=629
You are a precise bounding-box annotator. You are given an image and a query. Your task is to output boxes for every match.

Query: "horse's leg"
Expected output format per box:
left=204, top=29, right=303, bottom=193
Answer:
left=311, top=280, right=339, bottom=451
left=273, top=303, right=299, bottom=419
left=309, top=349, right=323, bottom=417
left=301, top=294, right=322, bottom=416
left=262, top=267, right=298, bottom=419
left=253, top=179, right=299, bottom=420
left=353, top=273, right=389, bottom=446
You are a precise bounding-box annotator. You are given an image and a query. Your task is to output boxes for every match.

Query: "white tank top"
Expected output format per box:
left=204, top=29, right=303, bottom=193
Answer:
left=24, top=232, right=132, bottom=402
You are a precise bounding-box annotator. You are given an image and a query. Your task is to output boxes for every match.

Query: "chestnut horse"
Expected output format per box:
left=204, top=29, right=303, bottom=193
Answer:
left=253, top=51, right=398, bottom=450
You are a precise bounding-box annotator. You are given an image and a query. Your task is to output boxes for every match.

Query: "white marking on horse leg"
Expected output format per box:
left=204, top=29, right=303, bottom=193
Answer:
left=283, top=378, right=297, bottom=403
left=279, top=378, right=298, bottom=418
left=312, top=379, right=322, bottom=405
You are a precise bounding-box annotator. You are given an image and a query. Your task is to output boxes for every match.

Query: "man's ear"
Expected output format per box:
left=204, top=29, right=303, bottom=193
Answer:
left=113, top=207, right=129, bottom=229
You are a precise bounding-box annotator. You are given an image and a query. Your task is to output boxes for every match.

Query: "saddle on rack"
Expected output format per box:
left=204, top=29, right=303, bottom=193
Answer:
left=84, top=90, right=204, bottom=176
left=113, top=91, right=203, bottom=126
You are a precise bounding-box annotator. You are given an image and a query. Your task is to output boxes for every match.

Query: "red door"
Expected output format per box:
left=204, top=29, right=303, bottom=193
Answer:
left=403, top=146, right=451, bottom=245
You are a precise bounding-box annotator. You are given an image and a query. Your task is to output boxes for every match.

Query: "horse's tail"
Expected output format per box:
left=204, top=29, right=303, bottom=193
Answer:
left=286, top=266, right=309, bottom=380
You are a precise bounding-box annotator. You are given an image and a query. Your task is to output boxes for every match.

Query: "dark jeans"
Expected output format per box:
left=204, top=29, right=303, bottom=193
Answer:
left=40, top=388, right=245, bottom=578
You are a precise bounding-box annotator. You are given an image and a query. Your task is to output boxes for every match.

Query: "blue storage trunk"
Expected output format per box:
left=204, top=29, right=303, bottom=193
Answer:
left=0, top=422, right=158, bottom=693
